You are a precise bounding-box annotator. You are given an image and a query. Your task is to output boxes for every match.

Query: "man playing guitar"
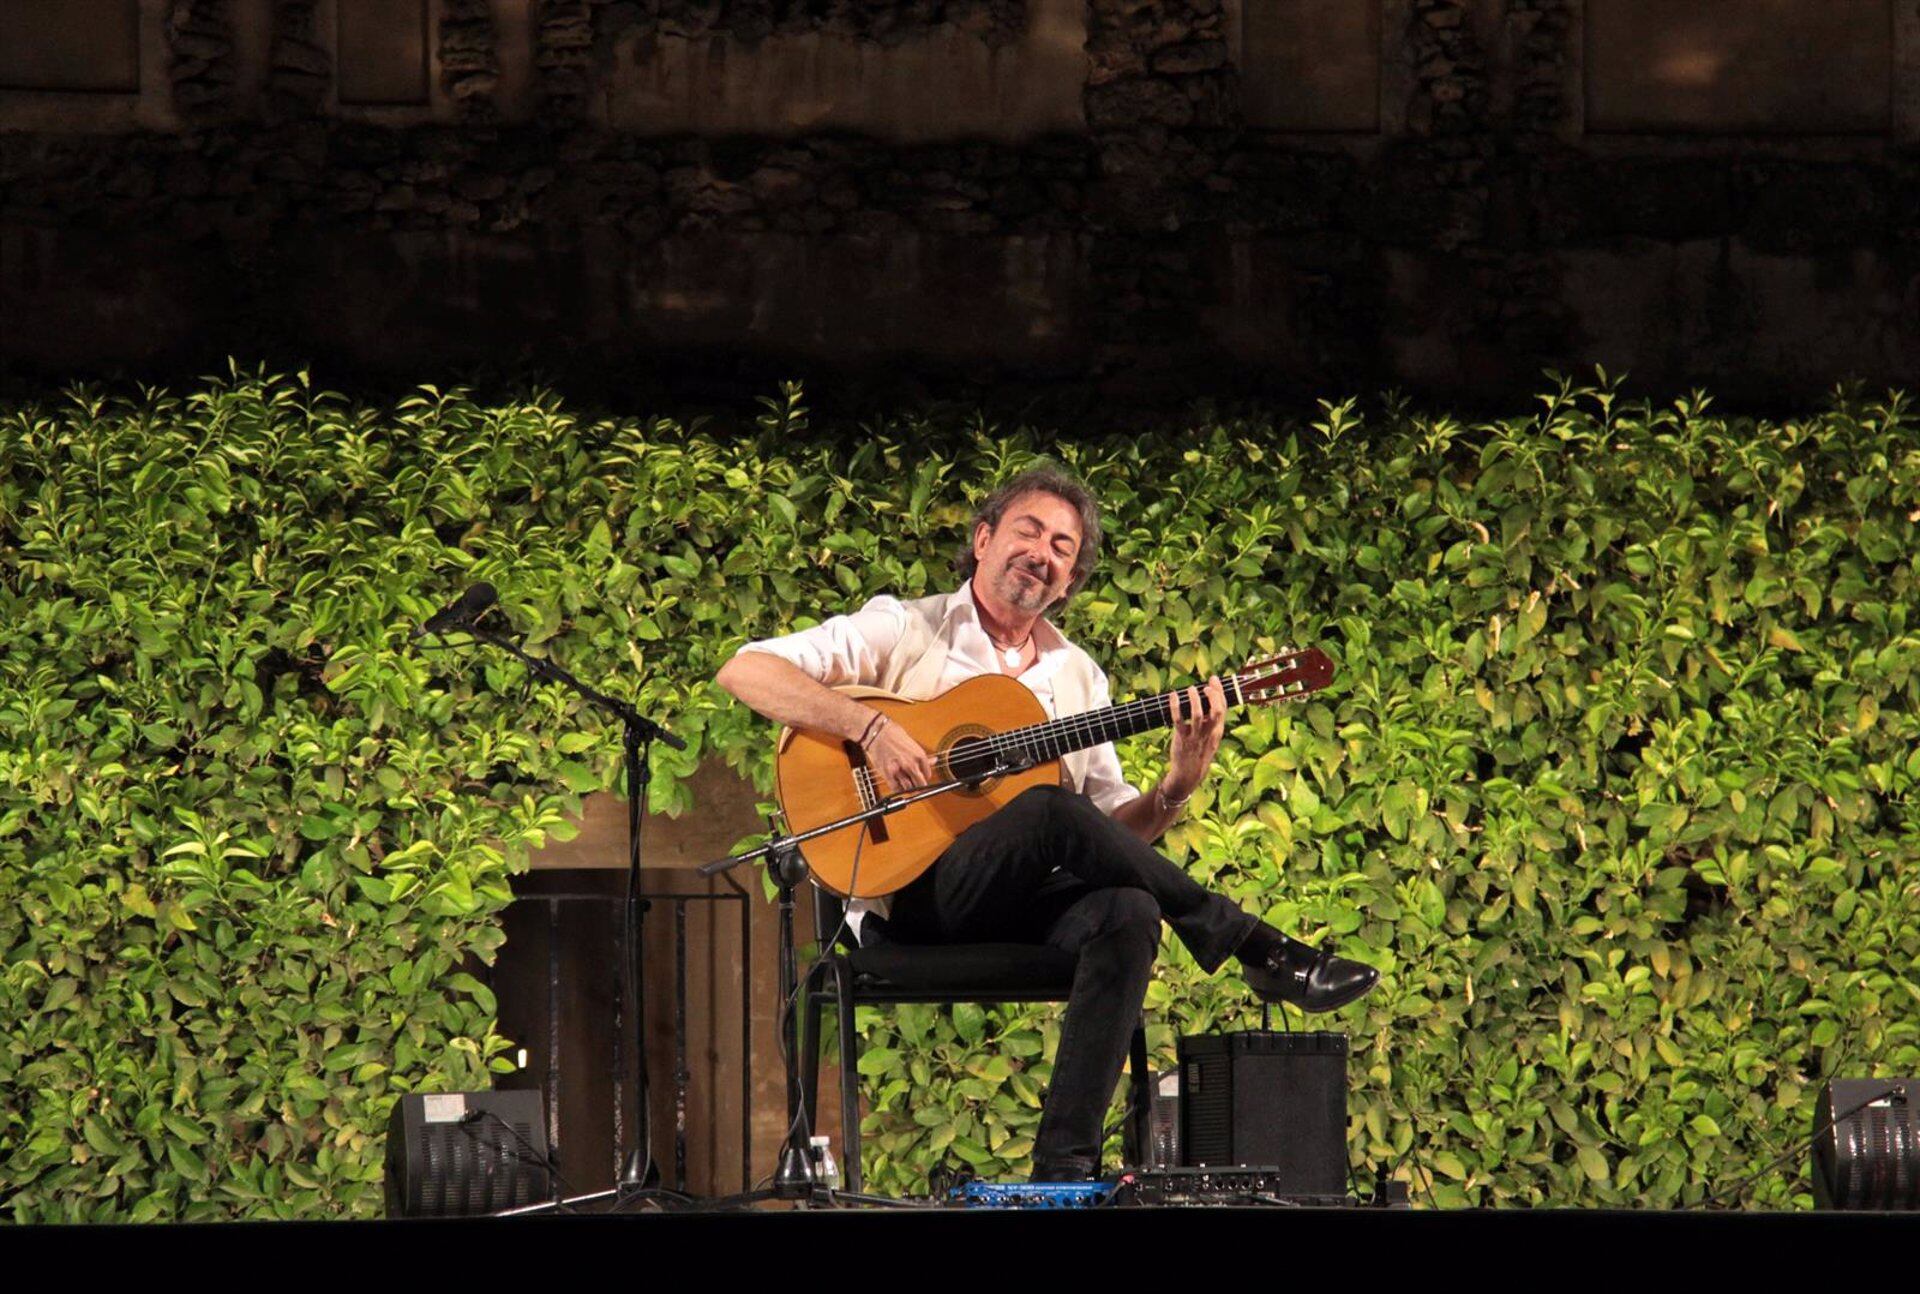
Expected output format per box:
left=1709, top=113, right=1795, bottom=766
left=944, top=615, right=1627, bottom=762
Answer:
left=715, top=464, right=1378, bottom=1181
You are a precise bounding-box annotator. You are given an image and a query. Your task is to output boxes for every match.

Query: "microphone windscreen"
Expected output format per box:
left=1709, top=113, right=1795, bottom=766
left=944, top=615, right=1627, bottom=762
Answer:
left=420, top=582, right=501, bottom=634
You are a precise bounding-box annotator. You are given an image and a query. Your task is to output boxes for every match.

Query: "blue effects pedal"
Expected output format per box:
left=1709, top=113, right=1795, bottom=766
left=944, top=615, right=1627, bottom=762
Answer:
left=948, top=1180, right=1115, bottom=1209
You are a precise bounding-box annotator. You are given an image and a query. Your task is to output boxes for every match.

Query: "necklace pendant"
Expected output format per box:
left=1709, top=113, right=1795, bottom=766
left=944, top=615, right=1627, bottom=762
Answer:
left=1004, top=646, right=1021, bottom=666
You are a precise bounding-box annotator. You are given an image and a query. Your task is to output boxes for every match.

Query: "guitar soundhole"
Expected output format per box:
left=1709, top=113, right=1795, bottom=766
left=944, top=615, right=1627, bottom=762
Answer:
left=943, top=731, right=1002, bottom=795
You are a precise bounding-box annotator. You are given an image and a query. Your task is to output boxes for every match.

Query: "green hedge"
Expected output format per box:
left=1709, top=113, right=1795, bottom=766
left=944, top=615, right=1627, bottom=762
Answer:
left=2, top=369, right=1916, bottom=1217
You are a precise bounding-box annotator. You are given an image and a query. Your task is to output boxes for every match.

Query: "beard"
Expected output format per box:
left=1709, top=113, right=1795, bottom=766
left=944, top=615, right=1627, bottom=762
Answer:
left=996, top=559, right=1054, bottom=613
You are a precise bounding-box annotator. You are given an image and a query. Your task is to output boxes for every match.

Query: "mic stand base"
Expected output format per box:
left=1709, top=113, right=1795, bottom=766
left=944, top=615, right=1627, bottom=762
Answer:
left=773, top=1143, right=818, bottom=1199
left=618, top=1147, right=659, bottom=1193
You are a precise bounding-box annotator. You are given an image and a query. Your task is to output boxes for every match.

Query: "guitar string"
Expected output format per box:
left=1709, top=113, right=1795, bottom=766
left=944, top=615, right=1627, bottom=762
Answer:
left=854, top=667, right=1310, bottom=798
left=853, top=691, right=1184, bottom=799
left=858, top=690, right=1178, bottom=793
left=856, top=672, right=1296, bottom=793
left=853, top=689, right=1312, bottom=803
left=981, top=669, right=1261, bottom=767
left=852, top=694, right=1315, bottom=801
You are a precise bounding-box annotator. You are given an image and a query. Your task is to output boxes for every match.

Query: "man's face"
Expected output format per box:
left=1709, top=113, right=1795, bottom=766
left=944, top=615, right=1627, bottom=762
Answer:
left=972, top=490, right=1084, bottom=617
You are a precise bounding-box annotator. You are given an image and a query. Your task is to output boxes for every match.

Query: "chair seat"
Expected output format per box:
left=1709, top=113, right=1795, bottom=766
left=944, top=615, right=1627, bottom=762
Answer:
left=845, top=942, right=1078, bottom=996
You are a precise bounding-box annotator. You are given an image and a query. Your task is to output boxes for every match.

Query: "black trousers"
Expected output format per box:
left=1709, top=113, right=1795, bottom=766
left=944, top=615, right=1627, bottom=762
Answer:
left=880, top=783, right=1254, bottom=1170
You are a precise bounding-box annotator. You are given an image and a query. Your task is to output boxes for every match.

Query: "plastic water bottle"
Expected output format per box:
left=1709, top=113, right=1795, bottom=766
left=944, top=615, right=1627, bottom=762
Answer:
left=809, top=1135, right=841, bottom=1190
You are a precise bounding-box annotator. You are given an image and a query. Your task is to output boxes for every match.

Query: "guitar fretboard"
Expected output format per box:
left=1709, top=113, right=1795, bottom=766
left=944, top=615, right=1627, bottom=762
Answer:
left=977, top=675, right=1249, bottom=769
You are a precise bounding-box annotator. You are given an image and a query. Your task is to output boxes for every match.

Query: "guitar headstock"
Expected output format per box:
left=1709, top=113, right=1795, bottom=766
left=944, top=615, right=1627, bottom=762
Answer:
left=1233, top=647, right=1334, bottom=706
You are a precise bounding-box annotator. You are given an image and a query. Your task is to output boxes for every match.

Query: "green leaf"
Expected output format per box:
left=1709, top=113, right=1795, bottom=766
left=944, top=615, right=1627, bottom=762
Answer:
left=555, top=761, right=602, bottom=794
left=952, top=1003, right=986, bottom=1045
left=163, top=1114, right=210, bottom=1146
left=448, top=971, right=498, bottom=1015
left=856, top=1047, right=901, bottom=1077
left=167, top=1140, right=207, bottom=1179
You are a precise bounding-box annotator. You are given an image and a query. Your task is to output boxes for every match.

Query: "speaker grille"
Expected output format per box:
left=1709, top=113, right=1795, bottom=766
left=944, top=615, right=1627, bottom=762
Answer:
left=1183, top=1053, right=1233, bottom=1166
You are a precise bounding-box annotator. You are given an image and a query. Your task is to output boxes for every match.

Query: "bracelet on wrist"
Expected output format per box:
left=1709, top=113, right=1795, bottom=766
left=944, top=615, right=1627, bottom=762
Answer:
left=857, top=711, right=888, bottom=749
left=1156, top=782, right=1193, bottom=814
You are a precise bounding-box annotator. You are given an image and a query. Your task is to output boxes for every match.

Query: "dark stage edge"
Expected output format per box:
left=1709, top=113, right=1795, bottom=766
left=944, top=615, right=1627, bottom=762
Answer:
left=10, top=1205, right=1919, bottom=1254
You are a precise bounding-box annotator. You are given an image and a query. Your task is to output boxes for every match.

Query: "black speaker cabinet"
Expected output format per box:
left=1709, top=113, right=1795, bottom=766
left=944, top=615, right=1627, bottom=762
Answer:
left=1178, top=1030, right=1348, bottom=1194
left=384, top=1090, right=552, bottom=1218
left=1812, top=1078, right=1920, bottom=1210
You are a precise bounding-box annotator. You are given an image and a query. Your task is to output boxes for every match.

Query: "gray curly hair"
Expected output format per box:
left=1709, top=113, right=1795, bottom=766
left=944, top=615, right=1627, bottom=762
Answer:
left=953, top=463, right=1103, bottom=615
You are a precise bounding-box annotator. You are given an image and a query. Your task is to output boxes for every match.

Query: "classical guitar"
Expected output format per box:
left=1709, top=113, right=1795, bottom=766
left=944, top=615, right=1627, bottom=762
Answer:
left=775, top=648, right=1335, bottom=898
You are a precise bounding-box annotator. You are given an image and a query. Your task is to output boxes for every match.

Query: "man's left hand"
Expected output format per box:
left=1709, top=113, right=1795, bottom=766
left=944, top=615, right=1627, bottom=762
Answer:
left=1164, top=674, right=1227, bottom=802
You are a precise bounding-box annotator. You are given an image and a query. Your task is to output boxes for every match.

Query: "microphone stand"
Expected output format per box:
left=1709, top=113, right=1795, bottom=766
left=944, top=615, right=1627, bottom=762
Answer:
left=423, top=616, right=684, bottom=1204
left=696, top=757, right=1030, bottom=1208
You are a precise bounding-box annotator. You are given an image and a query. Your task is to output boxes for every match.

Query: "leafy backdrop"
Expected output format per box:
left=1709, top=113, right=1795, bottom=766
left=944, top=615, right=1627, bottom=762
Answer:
left=2, top=370, right=1915, bottom=1218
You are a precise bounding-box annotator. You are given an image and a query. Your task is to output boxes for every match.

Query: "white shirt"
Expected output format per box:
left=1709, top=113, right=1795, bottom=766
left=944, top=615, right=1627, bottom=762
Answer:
left=734, top=581, right=1141, bottom=939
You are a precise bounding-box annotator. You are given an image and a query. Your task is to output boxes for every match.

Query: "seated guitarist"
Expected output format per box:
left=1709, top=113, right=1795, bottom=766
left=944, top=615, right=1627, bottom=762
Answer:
left=716, top=464, right=1378, bottom=1181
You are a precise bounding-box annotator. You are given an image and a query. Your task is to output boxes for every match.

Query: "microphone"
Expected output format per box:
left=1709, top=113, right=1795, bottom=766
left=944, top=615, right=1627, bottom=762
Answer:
left=415, top=582, right=498, bottom=638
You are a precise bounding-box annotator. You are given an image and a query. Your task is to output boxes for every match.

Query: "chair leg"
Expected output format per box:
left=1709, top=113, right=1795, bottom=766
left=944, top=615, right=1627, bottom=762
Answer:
left=835, top=962, right=863, bottom=1193
left=1123, top=1016, right=1152, bottom=1168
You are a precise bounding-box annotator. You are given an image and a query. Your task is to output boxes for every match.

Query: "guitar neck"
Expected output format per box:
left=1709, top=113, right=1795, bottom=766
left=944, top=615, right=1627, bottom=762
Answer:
left=988, top=676, right=1249, bottom=766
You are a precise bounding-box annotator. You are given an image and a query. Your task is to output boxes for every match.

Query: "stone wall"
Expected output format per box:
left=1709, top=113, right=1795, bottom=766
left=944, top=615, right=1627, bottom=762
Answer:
left=3, top=0, right=1918, bottom=408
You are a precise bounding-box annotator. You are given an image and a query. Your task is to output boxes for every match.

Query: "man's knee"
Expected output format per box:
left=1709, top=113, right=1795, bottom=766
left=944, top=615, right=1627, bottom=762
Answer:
left=1051, top=888, right=1161, bottom=968
left=1092, top=889, right=1162, bottom=965
left=1012, top=782, right=1071, bottom=809
left=1011, top=781, right=1100, bottom=827
left=1105, top=888, right=1162, bottom=935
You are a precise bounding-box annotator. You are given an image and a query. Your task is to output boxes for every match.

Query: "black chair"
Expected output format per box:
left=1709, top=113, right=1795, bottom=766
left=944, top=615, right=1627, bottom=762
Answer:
left=799, top=891, right=1152, bottom=1193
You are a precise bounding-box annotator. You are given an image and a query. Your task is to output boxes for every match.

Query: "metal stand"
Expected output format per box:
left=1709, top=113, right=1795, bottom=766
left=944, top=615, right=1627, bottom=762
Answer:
left=418, top=615, right=683, bottom=1200
left=766, top=835, right=821, bottom=1199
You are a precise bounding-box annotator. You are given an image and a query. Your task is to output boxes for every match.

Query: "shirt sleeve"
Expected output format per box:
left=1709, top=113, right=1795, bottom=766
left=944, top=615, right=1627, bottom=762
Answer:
left=1077, top=661, right=1143, bottom=815
left=732, top=595, right=910, bottom=689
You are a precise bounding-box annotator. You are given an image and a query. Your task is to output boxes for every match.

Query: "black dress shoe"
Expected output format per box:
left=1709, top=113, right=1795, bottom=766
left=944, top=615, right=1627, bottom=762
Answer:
left=1236, top=925, right=1380, bottom=1013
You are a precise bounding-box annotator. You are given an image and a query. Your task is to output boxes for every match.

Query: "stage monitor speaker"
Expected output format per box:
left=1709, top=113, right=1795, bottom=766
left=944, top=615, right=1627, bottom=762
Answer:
left=1812, top=1078, right=1919, bottom=1210
left=1178, top=1030, right=1347, bottom=1195
left=384, top=1090, right=552, bottom=1218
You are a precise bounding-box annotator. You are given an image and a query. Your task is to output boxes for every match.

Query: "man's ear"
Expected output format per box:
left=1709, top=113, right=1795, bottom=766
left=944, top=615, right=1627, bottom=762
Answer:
left=972, top=519, right=993, bottom=561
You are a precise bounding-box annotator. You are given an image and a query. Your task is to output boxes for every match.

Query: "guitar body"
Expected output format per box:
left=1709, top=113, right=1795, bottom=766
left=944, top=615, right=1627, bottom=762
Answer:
left=776, top=674, right=1062, bottom=899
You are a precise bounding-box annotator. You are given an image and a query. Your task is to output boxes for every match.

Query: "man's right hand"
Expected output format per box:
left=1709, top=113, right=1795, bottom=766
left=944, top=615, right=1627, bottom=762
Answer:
left=866, top=714, right=937, bottom=793
left=714, top=654, right=937, bottom=793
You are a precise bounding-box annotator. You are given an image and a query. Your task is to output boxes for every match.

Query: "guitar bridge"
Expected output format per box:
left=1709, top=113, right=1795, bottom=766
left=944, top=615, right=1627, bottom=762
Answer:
left=843, top=741, right=890, bottom=843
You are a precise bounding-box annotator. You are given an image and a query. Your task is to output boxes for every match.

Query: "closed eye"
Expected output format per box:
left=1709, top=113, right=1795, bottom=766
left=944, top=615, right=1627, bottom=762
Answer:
left=1013, top=514, right=1079, bottom=559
